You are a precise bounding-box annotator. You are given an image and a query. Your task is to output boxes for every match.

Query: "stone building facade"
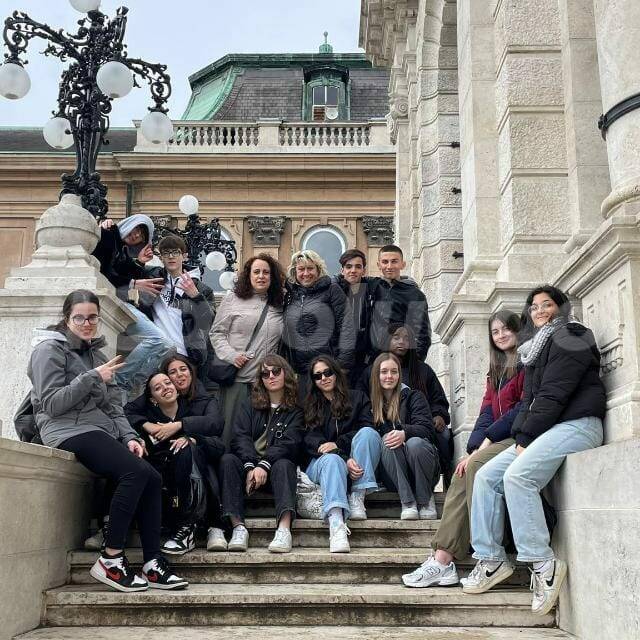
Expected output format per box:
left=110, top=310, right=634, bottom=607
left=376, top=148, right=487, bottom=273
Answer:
left=360, top=1, right=639, bottom=638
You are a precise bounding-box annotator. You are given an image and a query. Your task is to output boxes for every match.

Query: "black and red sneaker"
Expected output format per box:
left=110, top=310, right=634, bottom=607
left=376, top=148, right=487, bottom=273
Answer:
left=89, top=553, right=148, bottom=593
left=142, top=556, right=189, bottom=590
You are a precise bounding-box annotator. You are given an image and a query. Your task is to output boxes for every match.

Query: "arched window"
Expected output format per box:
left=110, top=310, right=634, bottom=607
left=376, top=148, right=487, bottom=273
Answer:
left=302, top=226, right=346, bottom=276
left=201, top=227, right=234, bottom=293
left=303, top=66, right=350, bottom=121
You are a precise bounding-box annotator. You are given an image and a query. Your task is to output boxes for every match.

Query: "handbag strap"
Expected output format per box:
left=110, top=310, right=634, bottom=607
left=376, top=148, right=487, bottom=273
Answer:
left=244, top=303, right=270, bottom=352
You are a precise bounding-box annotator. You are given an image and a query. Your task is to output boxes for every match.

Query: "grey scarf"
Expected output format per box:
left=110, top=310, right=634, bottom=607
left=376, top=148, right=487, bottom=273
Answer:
left=518, top=316, right=568, bottom=366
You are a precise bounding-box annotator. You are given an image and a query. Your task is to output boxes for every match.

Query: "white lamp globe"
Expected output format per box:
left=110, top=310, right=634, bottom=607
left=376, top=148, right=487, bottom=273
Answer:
left=0, top=63, right=31, bottom=100
left=179, top=195, right=199, bottom=216
left=140, top=110, right=173, bottom=144
left=96, top=60, right=133, bottom=99
left=69, top=0, right=101, bottom=12
left=43, top=117, right=74, bottom=150
left=205, top=251, right=227, bottom=271
left=219, top=270, right=236, bottom=291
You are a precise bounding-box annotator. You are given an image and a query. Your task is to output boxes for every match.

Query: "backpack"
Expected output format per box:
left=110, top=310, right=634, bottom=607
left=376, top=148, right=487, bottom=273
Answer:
left=14, top=392, right=42, bottom=444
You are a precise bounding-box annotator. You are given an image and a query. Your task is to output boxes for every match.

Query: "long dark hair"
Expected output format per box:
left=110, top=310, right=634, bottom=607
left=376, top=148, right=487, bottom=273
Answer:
left=53, top=289, right=100, bottom=332
left=251, top=354, right=298, bottom=410
left=385, top=323, right=429, bottom=397
left=519, top=284, right=571, bottom=342
left=304, top=355, right=353, bottom=429
left=144, top=372, right=174, bottom=404
left=161, top=354, right=198, bottom=402
left=234, top=253, right=285, bottom=307
left=487, top=310, right=521, bottom=391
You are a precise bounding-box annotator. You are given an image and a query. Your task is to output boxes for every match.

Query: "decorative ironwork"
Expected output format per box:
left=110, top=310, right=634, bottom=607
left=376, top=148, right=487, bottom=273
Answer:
left=152, top=214, right=237, bottom=275
left=361, top=215, right=394, bottom=246
left=2, top=7, right=171, bottom=219
left=246, top=216, right=287, bottom=245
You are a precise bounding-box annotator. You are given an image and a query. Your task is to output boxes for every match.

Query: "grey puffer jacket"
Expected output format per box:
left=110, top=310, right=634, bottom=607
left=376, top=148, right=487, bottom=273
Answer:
left=27, top=329, right=139, bottom=449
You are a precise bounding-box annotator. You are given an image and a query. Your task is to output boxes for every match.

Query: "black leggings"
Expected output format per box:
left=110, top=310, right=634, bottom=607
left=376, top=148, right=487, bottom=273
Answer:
left=59, top=431, right=162, bottom=562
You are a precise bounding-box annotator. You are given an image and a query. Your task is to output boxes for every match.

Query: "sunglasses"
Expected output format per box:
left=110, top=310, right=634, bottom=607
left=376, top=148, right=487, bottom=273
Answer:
left=260, top=367, right=283, bottom=379
left=312, top=368, right=335, bottom=381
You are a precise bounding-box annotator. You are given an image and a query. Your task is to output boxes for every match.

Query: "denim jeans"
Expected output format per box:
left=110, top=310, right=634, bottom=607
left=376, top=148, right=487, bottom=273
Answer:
left=471, top=416, right=603, bottom=563
left=115, top=304, right=173, bottom=391
left=350, top=426, right=382, bottom=493
left=306, top=453, right=350, bottom=520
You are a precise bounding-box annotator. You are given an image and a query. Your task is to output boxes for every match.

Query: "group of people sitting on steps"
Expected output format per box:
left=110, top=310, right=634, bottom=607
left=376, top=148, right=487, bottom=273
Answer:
left=18, top=213, right=606, bottom=619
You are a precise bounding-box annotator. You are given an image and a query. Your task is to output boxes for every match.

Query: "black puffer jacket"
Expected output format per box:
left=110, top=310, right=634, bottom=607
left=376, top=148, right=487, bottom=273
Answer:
left=511, top=322, right=606, bottom=448
left=375, top=386, right=436, bottom=445
left=231, top=399, right=304, bottom=473
left=304, top=390, right=374, bottom=462
left=281, top=276, right=356, bottom=375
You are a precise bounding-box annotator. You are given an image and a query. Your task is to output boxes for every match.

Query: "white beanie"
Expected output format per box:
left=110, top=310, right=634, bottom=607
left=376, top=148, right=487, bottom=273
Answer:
left=117, top=214, right=155, bottom=243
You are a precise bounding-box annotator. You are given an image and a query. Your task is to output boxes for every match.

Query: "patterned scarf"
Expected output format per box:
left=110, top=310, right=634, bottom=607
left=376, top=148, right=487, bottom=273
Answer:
left=518, top=316, right=568, bottom=366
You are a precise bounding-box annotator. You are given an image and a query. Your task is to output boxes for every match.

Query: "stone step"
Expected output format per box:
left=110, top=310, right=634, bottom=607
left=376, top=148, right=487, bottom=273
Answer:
left=245, top=490, right=445, bottom=518
left=15, top=625, right=574, bottom=640
left=69, top=548, right=530, bottom=586
left=43, top=584, right=555, bottom=628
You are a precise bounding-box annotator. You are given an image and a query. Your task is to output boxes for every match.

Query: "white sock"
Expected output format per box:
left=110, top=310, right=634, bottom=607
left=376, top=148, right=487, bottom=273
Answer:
left=533, top=559, right=553, bottom=574
left=351, top=490, right=365, bottom=498
left=328, top=507, right=344, bottom=529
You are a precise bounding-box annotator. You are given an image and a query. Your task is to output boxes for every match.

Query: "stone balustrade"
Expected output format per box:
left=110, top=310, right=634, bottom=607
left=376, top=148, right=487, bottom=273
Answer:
left=133, top=119, right=393, bottom=153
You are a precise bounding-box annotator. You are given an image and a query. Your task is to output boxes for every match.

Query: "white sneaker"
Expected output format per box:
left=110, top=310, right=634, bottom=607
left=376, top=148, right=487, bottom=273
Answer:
left=402, top=555, right=459, bottom=587
left=89, top=554, right=148, bottom=593
left=418, top=495, right=438, bottom=520
left=348, top=492, right=367, bottom=520
left=530, top=559, right=567, bottom=616
left=461, top=559, right=515, bottom=594
left=227, top=525, right=249, bottom=552
left=329, top=523, right=351, bottom=553
left=84, top=526, right=105, bottom=551
left=268, top=528, right=292, bottom=553
left=401, top=505, right=419, bottom=520
left=206, top=527, right=227, bottom=551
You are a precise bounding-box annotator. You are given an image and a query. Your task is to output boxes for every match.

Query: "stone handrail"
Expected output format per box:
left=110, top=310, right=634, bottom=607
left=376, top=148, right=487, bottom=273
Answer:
left=133, top=119, right=393, bottom=153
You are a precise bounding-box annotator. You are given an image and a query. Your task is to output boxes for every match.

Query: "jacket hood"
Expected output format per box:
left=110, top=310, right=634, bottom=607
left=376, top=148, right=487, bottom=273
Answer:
left=31, top=327, right=107, bottom=351
left=117, top=214, right=154, bottom=243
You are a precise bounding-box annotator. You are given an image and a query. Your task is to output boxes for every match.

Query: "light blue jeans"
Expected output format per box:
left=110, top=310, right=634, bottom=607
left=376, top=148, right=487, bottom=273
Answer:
left=115, top=304, right=173, bottom=392
left=471, top=416, right=603, bottom=563
left=305, top=426, right=382, bottom=520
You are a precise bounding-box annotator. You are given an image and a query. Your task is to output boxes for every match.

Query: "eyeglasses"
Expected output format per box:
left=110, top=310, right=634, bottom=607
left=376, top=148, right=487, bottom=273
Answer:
left=71, top=314, right=100, bottom=326
left=160, top=250, right=183, bottom=258
left=529, top=301, right=556, bottom=314
left=312, top=368, right=335, bottom=381
left=260, top=367, right=283, bottom=379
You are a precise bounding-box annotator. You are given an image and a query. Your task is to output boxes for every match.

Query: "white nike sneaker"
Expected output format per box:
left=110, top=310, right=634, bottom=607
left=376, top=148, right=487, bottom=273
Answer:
left=530, top=559, right=567, bottom=615
left=329, top=523, right=351, bottom=553
left=348, top=492, right=367, bottom=520
left=461, top=559, right=515, bottom=594
left=402, top=555, right=459, bottom=588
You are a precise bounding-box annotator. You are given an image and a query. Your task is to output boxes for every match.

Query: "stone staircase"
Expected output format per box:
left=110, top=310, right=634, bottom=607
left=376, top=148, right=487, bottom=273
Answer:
left=15, top=491, right=573, bottom=640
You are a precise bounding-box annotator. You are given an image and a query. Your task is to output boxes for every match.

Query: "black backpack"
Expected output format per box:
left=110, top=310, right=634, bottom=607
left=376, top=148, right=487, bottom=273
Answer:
left=14, top=392, right=42, bottom=444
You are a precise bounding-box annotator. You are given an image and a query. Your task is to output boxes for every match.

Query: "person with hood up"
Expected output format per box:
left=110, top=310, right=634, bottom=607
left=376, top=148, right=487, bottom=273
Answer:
left=463, top=285, right=606, bottom=618
left=281, top=250, right=355, bottom=379
left=92, top=214, right=172, bottom=394
left=135, top=234, right=216, bottom=383
left=27, top=289, right=188, bottom=593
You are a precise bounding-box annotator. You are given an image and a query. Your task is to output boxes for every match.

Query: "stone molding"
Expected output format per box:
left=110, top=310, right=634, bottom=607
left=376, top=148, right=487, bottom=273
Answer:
left=246, top=216, right=287, bottom=246
left=361, top=215, right=395, bottom=246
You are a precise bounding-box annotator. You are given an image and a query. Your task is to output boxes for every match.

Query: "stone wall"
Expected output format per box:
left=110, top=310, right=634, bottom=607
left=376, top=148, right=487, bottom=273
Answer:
left=0, top=437, right=93, bottom=640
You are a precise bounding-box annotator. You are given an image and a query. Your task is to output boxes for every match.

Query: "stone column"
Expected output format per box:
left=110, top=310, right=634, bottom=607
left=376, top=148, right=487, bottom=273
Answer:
left=0, top=194, right=133, bottom=438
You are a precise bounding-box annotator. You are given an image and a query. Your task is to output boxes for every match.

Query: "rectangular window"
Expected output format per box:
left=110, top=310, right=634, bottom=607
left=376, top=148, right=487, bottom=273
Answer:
left=326, top=86, right=338, bottom=106
left=313, top=86, right=326, bottom=106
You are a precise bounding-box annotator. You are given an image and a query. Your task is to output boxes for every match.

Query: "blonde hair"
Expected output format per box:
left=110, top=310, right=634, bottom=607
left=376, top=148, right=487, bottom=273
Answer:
left=287, top=250, right=328, bottom=283
left=370, top=352, right=402, bottom=426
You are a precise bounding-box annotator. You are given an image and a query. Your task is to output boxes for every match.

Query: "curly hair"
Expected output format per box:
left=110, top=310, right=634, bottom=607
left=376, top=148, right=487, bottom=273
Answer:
left=251, top=354, right=299, bottom=411
left=287, top=249, right=328, bottom=283
left=303, top=355, right=352, bottom=429
left=233, top=253, right=285, bottom=307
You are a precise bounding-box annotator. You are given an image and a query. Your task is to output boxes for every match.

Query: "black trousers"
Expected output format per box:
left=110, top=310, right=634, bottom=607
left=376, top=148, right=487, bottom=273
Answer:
left=59, top=430, right=162, bottom=562
left=435, top=427, right=455, bottom=488
left=219, top=453, right=296, bottom=524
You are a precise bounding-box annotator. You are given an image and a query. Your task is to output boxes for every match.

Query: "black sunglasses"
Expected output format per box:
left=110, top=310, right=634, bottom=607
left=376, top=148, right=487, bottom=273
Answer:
left=312, top=368, right=335, bottom=381
left=261, top=367, right=283, bottom=379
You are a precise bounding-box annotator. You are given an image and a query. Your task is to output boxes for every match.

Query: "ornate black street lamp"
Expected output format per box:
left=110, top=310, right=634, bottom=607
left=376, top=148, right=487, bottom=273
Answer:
left=0, top=0, right=173, bottom=219
left=153, top=196, right=238, bottom=290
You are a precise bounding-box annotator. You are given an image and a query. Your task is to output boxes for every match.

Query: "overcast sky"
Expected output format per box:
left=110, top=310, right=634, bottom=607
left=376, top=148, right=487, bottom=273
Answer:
left=0, top=0, right=362, bottom=127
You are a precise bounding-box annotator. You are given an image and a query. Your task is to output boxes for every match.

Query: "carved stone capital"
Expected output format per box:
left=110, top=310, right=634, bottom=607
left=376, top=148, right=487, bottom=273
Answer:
left=386, top=97, right=409, bottom=143
left=362, top=215, right=395, bottom=246
left=247, top=216, right=287, bottom=246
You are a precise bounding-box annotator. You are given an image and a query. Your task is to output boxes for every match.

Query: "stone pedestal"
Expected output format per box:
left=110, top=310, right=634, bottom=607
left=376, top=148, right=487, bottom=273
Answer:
left=0, top=195, right=134, bottom=439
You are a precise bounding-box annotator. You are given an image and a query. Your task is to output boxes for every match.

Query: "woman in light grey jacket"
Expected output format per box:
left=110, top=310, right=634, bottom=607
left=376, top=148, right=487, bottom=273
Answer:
left=27, top=289, right=187, bottom=593
left=210, top=254, right=285, bottom=449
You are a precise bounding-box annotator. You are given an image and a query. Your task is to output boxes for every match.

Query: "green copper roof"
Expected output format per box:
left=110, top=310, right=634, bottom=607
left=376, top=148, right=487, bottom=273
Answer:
left=319, top=32, right=333, bottom=54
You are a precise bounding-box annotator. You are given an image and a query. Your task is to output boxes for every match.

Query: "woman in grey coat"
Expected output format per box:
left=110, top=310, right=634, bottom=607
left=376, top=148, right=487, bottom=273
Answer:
left=27, top=289, right=187, bottom=594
